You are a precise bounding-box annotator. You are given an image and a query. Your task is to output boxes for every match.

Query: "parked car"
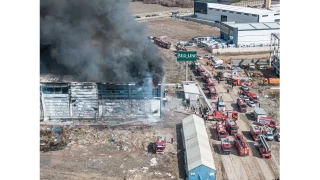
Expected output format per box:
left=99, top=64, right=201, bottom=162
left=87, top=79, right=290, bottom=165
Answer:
left=152, top=14, right=159, bottom=17
left=197, top=55, right=203, bottom=60
left=135, top=16, right=141, bottom=18
left=145, top=15, right=151, bottom=17
left=232, top=66, right=241, bottom=72
left=204, top=55, right=211, bottom=59
left=243, top=96, right=250, bottom=102
left=215, top=65, right=225, bottom=69
left=185, top=43, right=193, bottom=46
left=276, top=134, right=280, bottom=142
left=247, top=101, right=256, bottom=107
left=264, top=132, right=274, bottom=141
left=241, top=85, right=249, bottom=91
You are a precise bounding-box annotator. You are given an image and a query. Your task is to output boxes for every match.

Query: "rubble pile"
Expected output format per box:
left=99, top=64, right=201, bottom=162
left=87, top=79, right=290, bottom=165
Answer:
left=40, top=127, right=157, bottom=153
left=40, top=126, right=73, bottom=152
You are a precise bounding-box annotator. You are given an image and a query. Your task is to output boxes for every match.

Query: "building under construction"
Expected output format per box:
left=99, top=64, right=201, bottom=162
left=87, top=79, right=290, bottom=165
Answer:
left=40, top=75, right=163, bottom=121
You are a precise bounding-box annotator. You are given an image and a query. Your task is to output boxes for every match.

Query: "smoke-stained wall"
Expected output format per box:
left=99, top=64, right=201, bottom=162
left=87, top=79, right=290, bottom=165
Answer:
left=40, top=0, right=164, bottom=85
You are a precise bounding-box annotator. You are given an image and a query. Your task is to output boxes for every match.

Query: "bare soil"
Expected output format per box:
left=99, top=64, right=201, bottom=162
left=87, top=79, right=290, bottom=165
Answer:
left=130, top=1, right=187, bottom=14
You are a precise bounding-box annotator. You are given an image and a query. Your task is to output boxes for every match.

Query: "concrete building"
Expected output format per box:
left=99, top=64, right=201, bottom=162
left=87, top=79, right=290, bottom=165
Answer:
left=270, top=33, right=280, bottom=76
left=40, top=75, right=162, bottom=120
left=183, top=84, right=200, bottom=108
left=182, top=114, right=216, bottom=180
left=219, top=21, right=279, bottom=46
left=194, top=2, right=280, bottom=23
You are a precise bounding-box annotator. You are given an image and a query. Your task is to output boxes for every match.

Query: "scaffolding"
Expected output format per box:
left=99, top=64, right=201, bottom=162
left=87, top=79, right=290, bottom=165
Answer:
left=269, top=33, right=280, bottom=76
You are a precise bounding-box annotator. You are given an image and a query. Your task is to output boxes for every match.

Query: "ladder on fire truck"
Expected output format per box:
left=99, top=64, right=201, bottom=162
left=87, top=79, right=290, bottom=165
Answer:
left=259, top=134, right=270, bottom=152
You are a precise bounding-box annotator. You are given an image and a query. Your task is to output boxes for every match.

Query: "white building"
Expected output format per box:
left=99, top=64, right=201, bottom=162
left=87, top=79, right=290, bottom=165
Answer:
left=219, top=21, right=280, bottom=46
left=194, top=2, right=280, bottom=23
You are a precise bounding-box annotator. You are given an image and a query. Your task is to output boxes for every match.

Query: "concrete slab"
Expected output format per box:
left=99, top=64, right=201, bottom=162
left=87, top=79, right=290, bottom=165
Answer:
left=222, top=93, right=233, bottom=102
left=215, top=84, right=226, bottom=93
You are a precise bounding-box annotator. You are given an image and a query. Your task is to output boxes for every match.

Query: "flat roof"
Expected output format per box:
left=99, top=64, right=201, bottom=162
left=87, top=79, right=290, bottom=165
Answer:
left=223, top=22, right=280, bottom=31
left=207, top=3, right=277, bottom=15
left=254, top=108, right=267, bottom=115
left=184, top=84, right=200, bottom=94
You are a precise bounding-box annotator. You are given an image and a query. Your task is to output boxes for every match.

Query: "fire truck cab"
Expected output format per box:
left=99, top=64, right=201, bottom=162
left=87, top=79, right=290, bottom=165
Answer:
left=221, top=138, right=232, bottom=155
left=216, top=122, right=229, bottom=140
left=248, top=92, right=259, bottom=103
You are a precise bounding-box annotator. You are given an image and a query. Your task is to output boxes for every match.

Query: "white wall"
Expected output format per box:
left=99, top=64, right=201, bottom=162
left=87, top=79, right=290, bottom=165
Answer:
left=259, top=13, right=280, bottom=22
left=196, top=8, right=279, bottom=23
left=237, top=29, right=280, bottom=45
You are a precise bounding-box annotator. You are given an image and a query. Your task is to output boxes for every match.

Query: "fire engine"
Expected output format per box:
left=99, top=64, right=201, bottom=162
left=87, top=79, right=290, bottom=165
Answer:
left=250, top=124, right=263, bottom=141
left=209, top=86, right=217, bottom=99
left=237, top=98, right=248, bottom=113
left=153, top=136, right=166, bottom=154
left=202, top=71, right=213, bottom=82
left=206, top=78, right=215, bottom=89
left=248, top=92, right=259, bottom=103
left=216, top=122, right=229, bottom=140
left=154, top=38, right=171, bottom=49
left=258, top=116, right=277, bottom=127
left=206, top=111, right=226, bottom=121
left=225, top=118, right=238, bottom=135
left=234, top=134, right=250, bottom=156
left=196, top=66, right=205, bottom=76
left=257, top=135, right=272, bottom=158
left=232, top=77, right=252, bottom=86
left=221, top=138, right=232, bottom=155
left=226, top=110, right=238, bottom=121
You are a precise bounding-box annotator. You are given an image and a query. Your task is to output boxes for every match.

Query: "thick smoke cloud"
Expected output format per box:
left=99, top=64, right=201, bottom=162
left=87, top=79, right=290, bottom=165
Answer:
left=40, top=0, right=164, bottom=84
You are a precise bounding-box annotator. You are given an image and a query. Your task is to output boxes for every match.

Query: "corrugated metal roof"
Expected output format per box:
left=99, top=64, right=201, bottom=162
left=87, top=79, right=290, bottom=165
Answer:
left=207, top=3, right=277, bottom=15
left=184, top=84, right=200, bottom=94
left=182, top=114, right=216, bottom=171
left=254, top=108, right=267, bottom=115
left=224, top=22, right=280, bottom=31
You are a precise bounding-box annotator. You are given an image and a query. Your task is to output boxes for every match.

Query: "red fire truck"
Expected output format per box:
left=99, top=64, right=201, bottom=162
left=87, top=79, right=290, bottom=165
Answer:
left=153, top=136, right=166, bottom=154
left=221, top=138, right=232, bottom=155
left=209, top=86, right=217, bottom=99
left=225, top=118, right=239, bottom=135
left=248, top=92, right=259, bottom=103
left=206, top=78, right=215, bottom=89
left=258, top=116, right=278, bottom=127
left=250, top=124, right=263, bottom=141
left=154, top=38, right=171, bottom=49
left=234, top=134, right=250, bottom=156
left=216, top=122, right=229, bottom=140
left=237, top=98, right=248, bottom=113
left=258, top=135, right=272, bottom=158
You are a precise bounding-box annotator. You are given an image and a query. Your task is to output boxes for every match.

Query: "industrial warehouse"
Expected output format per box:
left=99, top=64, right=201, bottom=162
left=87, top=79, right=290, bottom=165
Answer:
left=39, top=1, right=281, bottom=180
left=40, top=76, right=163, bottom=121
left=219, top=21, right=280, bottom=46
left=194, top=1, right=280, bottom=23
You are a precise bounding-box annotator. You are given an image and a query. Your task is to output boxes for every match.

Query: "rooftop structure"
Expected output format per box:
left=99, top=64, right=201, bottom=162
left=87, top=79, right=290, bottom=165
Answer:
left=194, top=2, right=280, bottom=23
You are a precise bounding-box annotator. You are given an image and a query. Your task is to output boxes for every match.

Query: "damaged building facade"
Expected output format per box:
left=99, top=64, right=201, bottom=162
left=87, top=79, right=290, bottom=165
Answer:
left=40, top=76, right=163, bottom=121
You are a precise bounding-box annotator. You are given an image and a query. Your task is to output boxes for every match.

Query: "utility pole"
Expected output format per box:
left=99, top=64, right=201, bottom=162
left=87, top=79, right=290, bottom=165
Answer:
left=186, top=62, right=188, bottom=83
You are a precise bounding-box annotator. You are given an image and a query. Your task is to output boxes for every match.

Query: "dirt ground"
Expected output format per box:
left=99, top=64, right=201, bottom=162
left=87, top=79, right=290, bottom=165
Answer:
left=130, top=2, right=187, bottom=14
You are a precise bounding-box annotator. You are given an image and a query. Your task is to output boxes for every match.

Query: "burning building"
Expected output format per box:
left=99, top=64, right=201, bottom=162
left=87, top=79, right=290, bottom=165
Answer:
left=40, top=0, right=165, bottom=122
left=40, top=75, right=163, bottom=121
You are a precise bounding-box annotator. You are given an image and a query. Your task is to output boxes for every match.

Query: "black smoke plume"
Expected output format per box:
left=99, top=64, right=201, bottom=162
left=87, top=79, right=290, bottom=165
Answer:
left=40, top=0, right=164, bottom=84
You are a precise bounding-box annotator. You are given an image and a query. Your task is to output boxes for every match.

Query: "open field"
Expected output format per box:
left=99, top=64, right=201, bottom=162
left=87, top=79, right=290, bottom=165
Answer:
left=130, top=1, right=189, bottom=14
